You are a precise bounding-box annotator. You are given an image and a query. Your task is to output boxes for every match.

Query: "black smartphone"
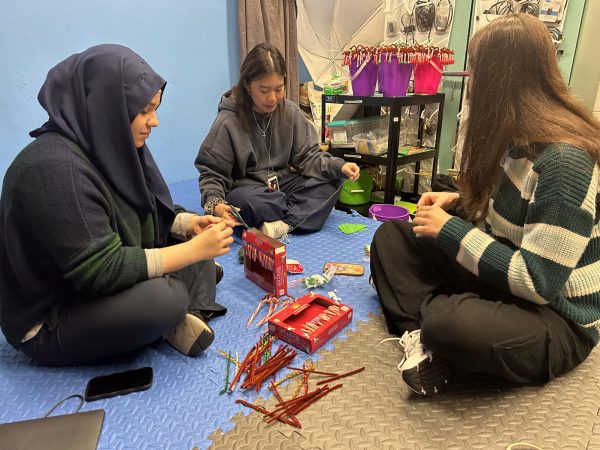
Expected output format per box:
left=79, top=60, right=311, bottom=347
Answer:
left=84, top=366, right=153, bottom=402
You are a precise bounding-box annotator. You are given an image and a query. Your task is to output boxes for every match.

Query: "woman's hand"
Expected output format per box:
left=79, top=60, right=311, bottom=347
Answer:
left=417, top=191, right=460, bottom=211
left=159, top=220, right=234, bottom=273
left=213, top=202, right=232, bottom=218
left=213, top=203, right=244, bottom=227
left=341, top=162, right=360, bottom=181
left=412, top=205, right=453, bottom=238
left=187, top=215, right=221, bottom=235
left=189, top=221, right=234, bottom=260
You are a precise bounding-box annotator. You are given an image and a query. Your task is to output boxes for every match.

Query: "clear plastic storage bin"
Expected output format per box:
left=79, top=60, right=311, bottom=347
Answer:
left=352, top=131, right=388, bottom=155
left=328, top=116, right=387, bottom=146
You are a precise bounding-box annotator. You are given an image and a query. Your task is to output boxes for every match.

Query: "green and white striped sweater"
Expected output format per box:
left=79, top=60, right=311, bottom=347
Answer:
left=437, top=144, right=600, bottom=344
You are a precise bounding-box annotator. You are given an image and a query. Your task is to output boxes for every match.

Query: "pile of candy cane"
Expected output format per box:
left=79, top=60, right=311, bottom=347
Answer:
left=343, top=43, right=455, bottom=66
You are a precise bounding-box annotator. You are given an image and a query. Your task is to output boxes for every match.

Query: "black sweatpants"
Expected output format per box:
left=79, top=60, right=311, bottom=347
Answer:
left=20, top=260, right=223, bottom=366
left=370, top=220, right=595, bottom=384
left=226, top=172, right=343, bottom=232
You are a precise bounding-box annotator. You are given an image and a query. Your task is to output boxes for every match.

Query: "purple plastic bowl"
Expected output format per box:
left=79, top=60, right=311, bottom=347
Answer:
left=368, top=204, right=410, bottom=222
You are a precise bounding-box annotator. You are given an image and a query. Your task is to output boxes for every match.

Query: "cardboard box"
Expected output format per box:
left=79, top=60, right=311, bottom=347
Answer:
left=243, top=228, right=287, bottom=296
left=267, top=293, right=352, bottom=354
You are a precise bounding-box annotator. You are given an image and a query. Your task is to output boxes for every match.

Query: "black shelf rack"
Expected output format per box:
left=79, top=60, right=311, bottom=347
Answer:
left=321, top=93, right=445, bottom=204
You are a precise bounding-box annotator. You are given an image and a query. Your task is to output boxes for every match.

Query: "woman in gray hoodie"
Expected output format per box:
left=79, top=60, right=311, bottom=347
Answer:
left=195, top=43, right=359, bottom=240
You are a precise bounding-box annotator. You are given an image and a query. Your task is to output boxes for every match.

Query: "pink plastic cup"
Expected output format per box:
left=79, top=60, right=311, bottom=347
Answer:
left=413, top=57, right=444, bottom=95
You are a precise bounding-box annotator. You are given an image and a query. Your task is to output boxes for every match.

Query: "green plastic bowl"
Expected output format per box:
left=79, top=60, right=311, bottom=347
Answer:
left=339, top=170, right=373, bottom=205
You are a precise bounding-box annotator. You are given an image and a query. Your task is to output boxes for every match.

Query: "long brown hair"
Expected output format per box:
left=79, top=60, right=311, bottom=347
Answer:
left=459, top=13, right=600, bottom=222
left=232, top=43, right=287, bottom=133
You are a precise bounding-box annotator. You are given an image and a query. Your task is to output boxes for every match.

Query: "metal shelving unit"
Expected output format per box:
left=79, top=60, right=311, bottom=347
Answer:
left=321, top=93, right=445, bottom=204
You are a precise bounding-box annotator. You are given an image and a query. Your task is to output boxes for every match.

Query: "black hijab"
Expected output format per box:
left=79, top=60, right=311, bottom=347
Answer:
left=30, top=43, right=175, bottom=247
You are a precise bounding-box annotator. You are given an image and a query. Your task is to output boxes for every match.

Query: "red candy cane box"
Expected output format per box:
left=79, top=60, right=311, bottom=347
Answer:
left=267, top=293, right=353, bottom=354
left=242, top=228, right=287, bottom=296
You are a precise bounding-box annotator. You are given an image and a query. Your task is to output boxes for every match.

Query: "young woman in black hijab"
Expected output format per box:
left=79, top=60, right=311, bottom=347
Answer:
left=0, top=44, right=234, bottom=366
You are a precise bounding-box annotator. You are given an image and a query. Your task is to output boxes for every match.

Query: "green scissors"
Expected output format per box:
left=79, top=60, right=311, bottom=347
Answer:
left=228, top=206, right=250, bottom=230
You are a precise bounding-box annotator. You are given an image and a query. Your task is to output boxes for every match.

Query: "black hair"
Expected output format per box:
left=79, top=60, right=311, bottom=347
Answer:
left=232, top=43, right=287, bottom=133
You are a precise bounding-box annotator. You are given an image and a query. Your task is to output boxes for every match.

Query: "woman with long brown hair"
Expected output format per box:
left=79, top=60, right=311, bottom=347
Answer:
left=371, top=13, right=600, bottom=396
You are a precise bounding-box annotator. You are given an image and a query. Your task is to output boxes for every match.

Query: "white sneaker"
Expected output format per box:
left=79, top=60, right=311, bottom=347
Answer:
left=259, top=220, right=290, bottom=240
left=165, top=312, right=214, bottom=357
left=378, top=329, right=449, bottom=396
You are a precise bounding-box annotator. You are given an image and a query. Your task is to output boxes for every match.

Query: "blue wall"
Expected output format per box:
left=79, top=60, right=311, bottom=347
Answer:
left=0, top=0, right=240, bottom=184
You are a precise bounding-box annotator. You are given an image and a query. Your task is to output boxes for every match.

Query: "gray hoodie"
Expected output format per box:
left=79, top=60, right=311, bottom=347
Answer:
left=195, top=94, right=346, bottom=208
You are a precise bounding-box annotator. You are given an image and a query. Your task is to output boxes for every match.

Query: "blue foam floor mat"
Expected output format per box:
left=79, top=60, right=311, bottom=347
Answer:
left=0, top=179, right=383, bottom=449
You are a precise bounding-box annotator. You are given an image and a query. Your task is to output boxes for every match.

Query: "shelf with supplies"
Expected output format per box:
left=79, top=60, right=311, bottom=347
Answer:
left=321, top=93, right=445, bottom=205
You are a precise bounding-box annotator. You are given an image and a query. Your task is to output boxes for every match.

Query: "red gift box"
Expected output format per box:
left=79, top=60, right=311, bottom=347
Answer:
left=242, top=228, right=287, bottom=296
left=267, top=293, right=353, bottom=354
